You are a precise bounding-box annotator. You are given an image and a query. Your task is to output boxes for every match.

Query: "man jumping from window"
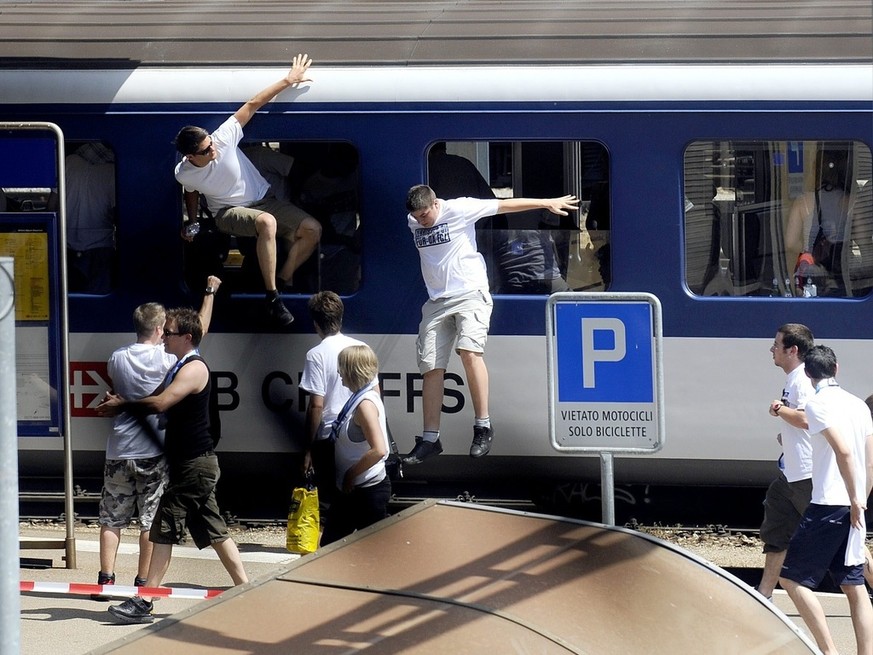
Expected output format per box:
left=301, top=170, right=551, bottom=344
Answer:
left=403, top=184, right=578, bottom=464
left=174, top=53, right=321, bottom=329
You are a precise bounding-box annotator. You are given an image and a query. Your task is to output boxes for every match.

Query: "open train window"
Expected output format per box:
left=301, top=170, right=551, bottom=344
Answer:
left=426, top=141, right=610, bottom=294
left=183, top=141, right=361, bottom=296
left=63, top=141, right=117, bottom=295
left=684, top=140, right=873, bottom=298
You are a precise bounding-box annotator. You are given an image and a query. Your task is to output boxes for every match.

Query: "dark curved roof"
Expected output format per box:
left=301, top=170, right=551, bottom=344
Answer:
left=0, top=0, right=870, bottom=69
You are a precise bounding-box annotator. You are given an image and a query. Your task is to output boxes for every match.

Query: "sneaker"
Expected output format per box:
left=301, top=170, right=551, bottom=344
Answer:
left=91, top=571, right=115, bottom=601
left=266, top=297, right=294, bottom=328
left=470, top=425, right=493, bottom=458
left=134, top=576, right=147, bottom=587
left=108, top=596, right=154, bottom=624
left=402, top=436, right=443, bottom=465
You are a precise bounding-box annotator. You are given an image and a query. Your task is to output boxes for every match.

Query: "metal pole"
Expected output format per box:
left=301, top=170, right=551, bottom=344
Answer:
left=0, top=257, right=19, bottom=655
left=600, top=451, right=615, bottom=526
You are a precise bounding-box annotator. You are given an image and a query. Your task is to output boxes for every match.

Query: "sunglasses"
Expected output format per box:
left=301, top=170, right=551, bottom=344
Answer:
left=193, top=140, right=214, bottom=157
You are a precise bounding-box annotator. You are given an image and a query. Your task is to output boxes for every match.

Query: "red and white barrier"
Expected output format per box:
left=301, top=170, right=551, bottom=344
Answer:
left=20, top=580, right=223, bottom=599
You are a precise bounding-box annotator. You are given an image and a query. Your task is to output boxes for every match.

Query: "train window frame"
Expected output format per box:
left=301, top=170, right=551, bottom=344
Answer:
left=181, top=140, right=362, bottom=297
left=684, top=140, right=873, bottom=299
left=425, top=140, right=610, bottom=294
left=63, top=140, right=118, bottom=296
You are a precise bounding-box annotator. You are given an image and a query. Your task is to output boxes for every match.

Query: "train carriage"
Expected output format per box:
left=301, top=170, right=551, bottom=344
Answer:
left=1, top=0, right=872, bottom=513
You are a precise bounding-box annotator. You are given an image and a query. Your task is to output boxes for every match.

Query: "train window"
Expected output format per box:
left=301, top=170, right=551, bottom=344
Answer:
left=183, top=141, right=361, bottom=296
left=427, top=141, right=610, bottom=294
left=684, top=140, right=873, bottom=298
left=64, top=141, right=117, bottom=295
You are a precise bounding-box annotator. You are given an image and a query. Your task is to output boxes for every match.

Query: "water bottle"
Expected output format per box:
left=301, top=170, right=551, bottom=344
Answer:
left=804, top=280, right=817, bottom=297
left=184, top=221, right=201, bottom=238
left=770, top=277, right=780, bottom=297
left=783, top=278, right=793, bottom=298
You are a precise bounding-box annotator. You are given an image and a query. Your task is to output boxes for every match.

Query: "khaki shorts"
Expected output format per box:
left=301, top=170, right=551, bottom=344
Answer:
left=215, top=196, right=311, bottom=240
left=149, top=453, right=229, bottom=549
left=417, top=290, right=492, bottom=373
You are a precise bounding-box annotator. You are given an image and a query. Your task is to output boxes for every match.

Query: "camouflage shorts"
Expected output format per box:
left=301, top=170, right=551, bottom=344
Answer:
left=99, top=455, right=169, bottom=530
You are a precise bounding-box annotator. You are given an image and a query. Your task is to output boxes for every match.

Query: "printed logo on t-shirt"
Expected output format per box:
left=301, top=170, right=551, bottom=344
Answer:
left=414, top=224, right=451, bottom=248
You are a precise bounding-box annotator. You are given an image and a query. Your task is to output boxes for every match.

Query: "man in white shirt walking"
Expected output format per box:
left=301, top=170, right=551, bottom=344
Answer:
left=779, top=345, right=873, bottom=655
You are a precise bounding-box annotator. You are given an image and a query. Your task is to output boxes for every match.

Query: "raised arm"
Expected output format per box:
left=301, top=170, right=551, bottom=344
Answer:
left=198, top=275, right=222, bottom=337
left=233, top=54, right=313, bottom=128
left=497, top=195, right=579, bottom=217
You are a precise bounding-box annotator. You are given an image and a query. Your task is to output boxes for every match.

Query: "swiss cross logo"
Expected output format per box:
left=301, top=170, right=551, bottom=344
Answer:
left=69, top=362, right=111, bottom=417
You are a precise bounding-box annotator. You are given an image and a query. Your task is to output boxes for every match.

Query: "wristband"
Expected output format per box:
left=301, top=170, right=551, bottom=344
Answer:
left=205, top=287, right=215, bottom=296
left=774, top=404, right=782, bottom=415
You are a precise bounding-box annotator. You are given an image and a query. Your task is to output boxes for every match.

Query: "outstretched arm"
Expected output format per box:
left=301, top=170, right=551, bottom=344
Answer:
left=233, top=54, right=313, bottom=128
left=497, top=195, right=579, bottom=217
left=198, top=275, right=222, bottom=337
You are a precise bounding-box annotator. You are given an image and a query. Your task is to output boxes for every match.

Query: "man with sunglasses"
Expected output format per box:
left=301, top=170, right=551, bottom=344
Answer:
left=173, top=53, right=321, bottom=329
left=98, top=298, right=248, bottom=624
left=92, top=276, right=220, bottom=601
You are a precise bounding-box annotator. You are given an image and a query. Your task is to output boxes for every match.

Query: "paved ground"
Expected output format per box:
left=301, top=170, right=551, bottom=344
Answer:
left=16, top=523, right=296, bottom=655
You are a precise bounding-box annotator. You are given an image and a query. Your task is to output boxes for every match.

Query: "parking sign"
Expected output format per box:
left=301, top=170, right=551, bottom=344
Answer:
left=546, top=292, right=664, bottom=453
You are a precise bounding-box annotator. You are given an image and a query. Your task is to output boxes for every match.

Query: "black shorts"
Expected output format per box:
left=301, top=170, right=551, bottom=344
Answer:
left=759, top=472, right=812, bottom=552
left=781, top=504, right=864, bottom=588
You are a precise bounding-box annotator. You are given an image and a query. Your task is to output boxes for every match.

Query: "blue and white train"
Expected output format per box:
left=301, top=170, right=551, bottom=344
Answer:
left=1, top=0, right=872, bottom=512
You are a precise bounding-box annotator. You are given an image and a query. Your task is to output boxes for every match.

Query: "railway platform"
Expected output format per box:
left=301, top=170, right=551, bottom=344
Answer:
left=13, top=501, right=864, bottom=654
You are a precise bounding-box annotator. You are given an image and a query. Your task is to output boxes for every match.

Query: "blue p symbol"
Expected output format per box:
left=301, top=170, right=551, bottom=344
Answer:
left=582, top=318, right=626, bottom=388
left=555, top=302, right=653, bottom=403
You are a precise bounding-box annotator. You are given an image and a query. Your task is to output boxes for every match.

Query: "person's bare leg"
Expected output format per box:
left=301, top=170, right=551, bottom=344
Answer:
left=137, top=530, right=154, bottom=581
left=459, top=349, right=489, bottom=420
left=277, top=218, right=321, bottom=285
left=843, top=583, right=873, bottom=655
left=757, top=550, right=787, bottom=598
left=254, top=212, right=279, bottom=291
left=422, top=368, right=445, bottom=433
left=781, top=577, right=838, bottom=654
left=212, top=538, right=249, bottom=585
left=144, top=543, right=173, bottom=592
left=98, top=525, right=121, bottom=576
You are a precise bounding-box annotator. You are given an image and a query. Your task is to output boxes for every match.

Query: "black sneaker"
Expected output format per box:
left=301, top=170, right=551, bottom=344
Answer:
left=402, top=436, right=443, bottom=465
left=91, top=571, right=115, bottom=601
left=108, top=596, right=154, bottom=624
left=266, top=297, right=294, bottom=328
left=134, top=576, right=147, bottom=587
left=470, top=425, right=493, bottom=458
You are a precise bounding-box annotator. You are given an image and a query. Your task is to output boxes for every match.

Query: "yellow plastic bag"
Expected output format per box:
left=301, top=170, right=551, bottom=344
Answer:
left=286, top=486, right=320, bottom=553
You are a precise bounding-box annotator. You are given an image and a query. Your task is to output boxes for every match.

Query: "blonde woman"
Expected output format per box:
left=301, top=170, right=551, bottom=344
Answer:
left=321, top=344, right=390, bottom=545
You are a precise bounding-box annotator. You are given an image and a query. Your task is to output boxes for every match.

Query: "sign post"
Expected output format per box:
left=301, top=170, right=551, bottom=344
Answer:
left=546, top=292, right=664, bottom=524
left=0, top=122, right=74, bottom=566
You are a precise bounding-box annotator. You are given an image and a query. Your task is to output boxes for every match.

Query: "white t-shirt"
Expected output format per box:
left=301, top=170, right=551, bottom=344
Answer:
left=805, top=382, right=873, bottom=506
left=174, top=116, right=270, bottom=214
left=334, top=389, right=389, bottom=489
left=408, top=197, right=499, bottom=300
left=780, top=364, right=815, bottom=482
left=106, top=342, right=177, bottom=459
left=299, top=332, right=367, bottom=440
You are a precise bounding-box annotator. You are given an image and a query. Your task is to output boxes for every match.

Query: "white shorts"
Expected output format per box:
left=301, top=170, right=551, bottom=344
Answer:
left=416, top=290, right=492, bottom=373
